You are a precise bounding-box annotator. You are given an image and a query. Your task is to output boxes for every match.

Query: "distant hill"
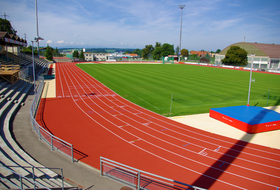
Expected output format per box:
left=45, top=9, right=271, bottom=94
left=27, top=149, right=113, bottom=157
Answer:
left=58, top=48, right=137, bottom=53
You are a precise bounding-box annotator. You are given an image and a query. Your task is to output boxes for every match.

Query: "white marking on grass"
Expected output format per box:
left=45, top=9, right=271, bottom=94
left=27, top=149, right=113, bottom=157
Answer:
left=99, top=78, right=161, bottom=110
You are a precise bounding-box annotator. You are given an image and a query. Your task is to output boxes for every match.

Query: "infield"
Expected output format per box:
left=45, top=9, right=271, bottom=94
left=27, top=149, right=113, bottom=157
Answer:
left=77, top=64, right=280, bottom=116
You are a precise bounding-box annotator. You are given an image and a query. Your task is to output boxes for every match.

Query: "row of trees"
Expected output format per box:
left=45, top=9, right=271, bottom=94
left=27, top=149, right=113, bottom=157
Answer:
left=42, top=45, right=249, bottom=65
left=72, top=50, right=85, bottom=60
left=135, top=43, right=247, bottom=66
left=138, top=42, right=189, bottom=60
left=132, top=42, right=223, bottom=62
left=21, top=45, right=62, bottom=61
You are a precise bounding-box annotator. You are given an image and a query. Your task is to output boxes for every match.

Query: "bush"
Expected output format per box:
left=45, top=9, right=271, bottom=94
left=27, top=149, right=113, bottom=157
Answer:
left=200, top=57, right=210, bottom=63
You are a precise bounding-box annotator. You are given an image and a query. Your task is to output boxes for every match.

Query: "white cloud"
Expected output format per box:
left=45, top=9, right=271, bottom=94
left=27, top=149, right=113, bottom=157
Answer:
left=46, top=40, right=52, bottom=44
left=57, top=40, right=64, bottom=44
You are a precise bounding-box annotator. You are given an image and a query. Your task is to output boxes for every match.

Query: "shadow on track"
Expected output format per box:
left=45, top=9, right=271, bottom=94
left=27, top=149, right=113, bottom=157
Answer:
left=192, top=100, right=280, bottom=189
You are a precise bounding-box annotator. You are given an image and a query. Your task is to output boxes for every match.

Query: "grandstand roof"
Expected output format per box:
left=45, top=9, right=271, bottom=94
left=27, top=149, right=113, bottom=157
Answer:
left=0, top=31, right=27, bottom=46
left=220, top=42, right=280, bottom=58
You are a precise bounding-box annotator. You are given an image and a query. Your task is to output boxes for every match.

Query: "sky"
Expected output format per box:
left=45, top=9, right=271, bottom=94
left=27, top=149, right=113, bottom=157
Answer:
left=1, top=0, right=280, bottom=51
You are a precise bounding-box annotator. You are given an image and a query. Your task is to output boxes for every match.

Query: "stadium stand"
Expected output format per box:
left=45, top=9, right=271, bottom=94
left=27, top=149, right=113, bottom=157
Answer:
left=1, top=50, right=50, bottom=76
left=0, top=77, right=76, bottom=189
left=53, top=57, right=73, bottom=63
left=0, top=51, right=78, bottom=189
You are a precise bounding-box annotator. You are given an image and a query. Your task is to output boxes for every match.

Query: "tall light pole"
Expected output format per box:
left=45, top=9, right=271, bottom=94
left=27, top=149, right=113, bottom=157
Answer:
left=33, top=36, right=44, bottom=93
left=35, top=0, right=40, bottom=57
left=31, top=41, right=36, bottom=92
left=178, top=5, right=185, bottom=62
left=247, top=54, right=255, bottom=106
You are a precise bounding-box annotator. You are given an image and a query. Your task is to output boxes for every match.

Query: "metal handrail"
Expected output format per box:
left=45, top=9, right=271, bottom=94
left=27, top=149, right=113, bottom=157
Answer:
left=29, top=75, right=74, bottom=163
left=100, top=157, right=207, bottom=190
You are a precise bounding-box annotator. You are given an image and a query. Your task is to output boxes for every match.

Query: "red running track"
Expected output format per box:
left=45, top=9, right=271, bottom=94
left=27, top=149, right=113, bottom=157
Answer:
left=36, top=62, right=280, bottom=190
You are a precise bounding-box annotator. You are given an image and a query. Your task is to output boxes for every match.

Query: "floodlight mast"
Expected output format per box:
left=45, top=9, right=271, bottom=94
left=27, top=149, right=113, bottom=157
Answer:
left=35, top=0, right=40, bottom=57
left=178, top=5, right=185, bottom=62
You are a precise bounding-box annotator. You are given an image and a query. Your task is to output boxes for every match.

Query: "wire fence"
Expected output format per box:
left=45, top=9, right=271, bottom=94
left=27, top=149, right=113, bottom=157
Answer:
left=29, top=75, right=74, bottom=163
left=100, top=157, right=206, bottom=190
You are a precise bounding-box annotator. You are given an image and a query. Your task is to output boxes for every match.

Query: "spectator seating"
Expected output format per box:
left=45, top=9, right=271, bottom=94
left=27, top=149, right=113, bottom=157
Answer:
left=0, top=78, right=75, bottom=189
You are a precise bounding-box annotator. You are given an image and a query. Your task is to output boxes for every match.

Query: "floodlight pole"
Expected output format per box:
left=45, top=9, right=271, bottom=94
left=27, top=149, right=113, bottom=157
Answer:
left=33, top=36, right=44, bottom=93
left=35, top=0, right=40, bottom=57
left=247, top=54, right=255, bottom=106
left=31, top=41, right=36, bottom=92
left=178, top=5, right=185, bottom=62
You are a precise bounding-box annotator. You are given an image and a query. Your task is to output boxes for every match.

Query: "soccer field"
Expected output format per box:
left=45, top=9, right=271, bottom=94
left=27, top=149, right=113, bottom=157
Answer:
left=77, top=64, right=280, bottom=116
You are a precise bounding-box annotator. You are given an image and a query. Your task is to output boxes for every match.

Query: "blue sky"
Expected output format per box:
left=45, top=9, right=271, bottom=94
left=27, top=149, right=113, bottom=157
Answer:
left=1, top=0, right=280, bottom=51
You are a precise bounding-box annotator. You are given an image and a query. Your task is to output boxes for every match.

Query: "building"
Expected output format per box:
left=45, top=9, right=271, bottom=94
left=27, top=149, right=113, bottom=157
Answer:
left=0, top=32, right=27, bottom=56
left=190, top=50, right=210, bottom=57
left=84, top=52, right=108, bottom=61
left=215, top=42, right=280, bottom=69
left=84, top=52, right=139, bottom=62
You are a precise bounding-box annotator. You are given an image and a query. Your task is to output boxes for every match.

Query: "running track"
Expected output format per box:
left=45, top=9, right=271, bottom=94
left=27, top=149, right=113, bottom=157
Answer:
left=36, top=62, right=280, bottom=190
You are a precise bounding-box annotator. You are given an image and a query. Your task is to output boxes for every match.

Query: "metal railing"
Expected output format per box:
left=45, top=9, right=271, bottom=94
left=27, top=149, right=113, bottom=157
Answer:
left=29, top=75, right=74, bottom=163
left=100, top=157, right=207, bottom=190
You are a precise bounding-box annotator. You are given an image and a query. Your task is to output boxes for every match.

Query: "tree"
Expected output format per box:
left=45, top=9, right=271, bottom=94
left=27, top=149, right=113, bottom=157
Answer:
left=161, top=43, right=174, bottom=57
left=175, top=45, right=179, bottom=55
left=73, top=50, right=79, bottom=58
left=79, top=49, right=85, bottom=60
left=200, top=57, right=210, bottom=63
left=221, top=46, right=248, bottom=66
left=205, top=52, right=210, bottom=59
left=132, top=49, right=142, bottom=57
left=54, top=47, right=62, bottom=57
left=216, top=49, right=221, bottom=53
left=142, top=45, right=154, bottom=59
left=0, top=18, right=17, bottom=35
left=153, top=42, right=162, bottom=60
left=180, top=49, right=189, bottom=57
left=45, top=44, right=53, bottom=61
left=188, top=54, right=199, bottom=60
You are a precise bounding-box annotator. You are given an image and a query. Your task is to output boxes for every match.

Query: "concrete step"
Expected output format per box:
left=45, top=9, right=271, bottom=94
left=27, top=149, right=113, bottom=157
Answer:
left=0, top=148, right=30, bottom=177
left=0, top=80, right=23, bottom=107
left=0, top=177, right=20, bottom=189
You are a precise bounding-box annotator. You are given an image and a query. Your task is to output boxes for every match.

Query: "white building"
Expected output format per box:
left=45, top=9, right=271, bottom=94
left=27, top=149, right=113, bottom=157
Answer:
left=84, top=53, right=109, bottom=61
left=215, top=42, right=280, bottom=69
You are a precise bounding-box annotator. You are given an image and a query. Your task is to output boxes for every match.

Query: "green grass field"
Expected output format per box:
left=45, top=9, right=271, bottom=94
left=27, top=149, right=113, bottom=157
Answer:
left=77, top=64, right=280, bottom=116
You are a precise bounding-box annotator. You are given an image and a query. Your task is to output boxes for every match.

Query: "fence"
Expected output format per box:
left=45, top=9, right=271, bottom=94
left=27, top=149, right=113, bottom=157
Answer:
left=100, top=157, right=207, bottom=190
left=29, top=75, right=74, bottom=163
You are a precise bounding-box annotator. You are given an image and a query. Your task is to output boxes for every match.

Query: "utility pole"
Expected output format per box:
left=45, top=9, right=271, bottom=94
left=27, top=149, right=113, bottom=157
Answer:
left=178, top=5, right=185, bottom=62
left=1, top=13, right=9, bottom=19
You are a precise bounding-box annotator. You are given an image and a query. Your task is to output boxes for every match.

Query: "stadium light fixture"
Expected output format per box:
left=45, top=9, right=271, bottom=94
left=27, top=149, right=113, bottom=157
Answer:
left=34, top=36, right=44, bottom=42
left=178, top=5, right=185, bottom=62
left=31, top=36, right=44, bottom=93
left=247, top=54, right=255, bottom=106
